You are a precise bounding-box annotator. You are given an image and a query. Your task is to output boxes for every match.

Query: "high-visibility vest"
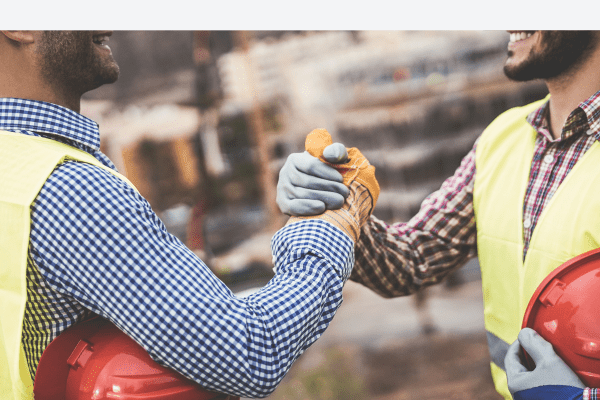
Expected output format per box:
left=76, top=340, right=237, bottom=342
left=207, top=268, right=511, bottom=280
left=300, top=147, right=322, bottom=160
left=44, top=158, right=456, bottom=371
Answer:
left=474, top=95, right=600, bottom=399
left=0, top=130, right=137, bottom=399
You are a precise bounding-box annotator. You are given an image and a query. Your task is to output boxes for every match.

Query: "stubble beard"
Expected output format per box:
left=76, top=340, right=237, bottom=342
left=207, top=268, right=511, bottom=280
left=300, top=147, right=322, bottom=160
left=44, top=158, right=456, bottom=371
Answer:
left=36, top=31, right=120, bottom=98
left=503, top=31, right=597, bottom=82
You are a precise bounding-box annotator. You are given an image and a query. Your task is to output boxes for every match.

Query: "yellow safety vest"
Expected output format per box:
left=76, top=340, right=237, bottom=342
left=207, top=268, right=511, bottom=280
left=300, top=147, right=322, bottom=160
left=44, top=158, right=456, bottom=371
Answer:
left=0, top=130, right=137, bottom=399
left=474, top=96, right=600, bottom=399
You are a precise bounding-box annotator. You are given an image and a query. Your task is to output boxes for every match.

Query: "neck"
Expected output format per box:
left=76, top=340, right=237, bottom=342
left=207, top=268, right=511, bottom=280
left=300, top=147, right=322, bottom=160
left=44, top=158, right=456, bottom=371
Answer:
left=0, top=89, right=82, bottom=114
left=0, top=49, right=82, bottom=113
left=545, top=40, right=600, bottom=139
left=0, top=74, right=82, bottom=113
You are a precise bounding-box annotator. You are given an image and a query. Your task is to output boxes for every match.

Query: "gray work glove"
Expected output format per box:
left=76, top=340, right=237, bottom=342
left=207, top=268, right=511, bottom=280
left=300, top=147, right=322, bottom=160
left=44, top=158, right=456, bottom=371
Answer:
left=505, top=327, right=585, bottom=396
left=276, top=143, right=350, bottom=216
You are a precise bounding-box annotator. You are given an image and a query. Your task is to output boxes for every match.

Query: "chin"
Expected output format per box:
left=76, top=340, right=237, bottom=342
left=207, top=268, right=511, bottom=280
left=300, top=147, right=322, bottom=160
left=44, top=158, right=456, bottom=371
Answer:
left=93, top=64, right=120, bottom=88
left=104, top=66, right=120, bottom=84
left=503, top=64, right=531, bottom=82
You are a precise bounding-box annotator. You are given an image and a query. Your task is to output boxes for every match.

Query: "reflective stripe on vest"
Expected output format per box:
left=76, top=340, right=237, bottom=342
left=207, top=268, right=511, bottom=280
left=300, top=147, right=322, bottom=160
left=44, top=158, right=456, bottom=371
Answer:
left=0, top=131, right=137, bottom=399
left=473, top=95, right=600, bottom=400
left=487, top=331, right=509, bottom=371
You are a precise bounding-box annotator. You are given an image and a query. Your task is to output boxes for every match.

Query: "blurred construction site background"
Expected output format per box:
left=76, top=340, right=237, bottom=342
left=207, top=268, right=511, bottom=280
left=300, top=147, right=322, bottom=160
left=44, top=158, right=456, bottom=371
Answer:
left=81, top=31, right=547, bottom=399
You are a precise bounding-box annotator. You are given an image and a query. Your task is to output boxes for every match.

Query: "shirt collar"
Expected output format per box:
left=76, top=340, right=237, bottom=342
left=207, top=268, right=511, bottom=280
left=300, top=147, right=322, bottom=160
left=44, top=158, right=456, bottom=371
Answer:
left=579, top=89, right=600, bottom=135
left=0, top=97, right=101, bottom=150
left=527, top=89, right=600, bottom=142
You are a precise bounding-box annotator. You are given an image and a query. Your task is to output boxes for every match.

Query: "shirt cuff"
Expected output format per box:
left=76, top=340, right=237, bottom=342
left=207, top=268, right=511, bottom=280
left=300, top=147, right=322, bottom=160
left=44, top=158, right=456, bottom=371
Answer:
left=585, top=388, right=598, bottom=400
left=271, top=219, right=355, bottom=281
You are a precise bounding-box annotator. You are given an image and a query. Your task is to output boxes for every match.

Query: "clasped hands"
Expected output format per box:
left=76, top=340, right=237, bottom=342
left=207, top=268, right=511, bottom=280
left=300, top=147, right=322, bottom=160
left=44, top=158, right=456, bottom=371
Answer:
left=278, top=129, right=379, bottom=242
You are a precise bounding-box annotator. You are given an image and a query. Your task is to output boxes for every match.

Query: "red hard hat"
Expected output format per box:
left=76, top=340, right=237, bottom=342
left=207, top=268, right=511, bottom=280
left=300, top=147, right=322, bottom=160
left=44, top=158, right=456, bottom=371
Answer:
left=33, top=316, right=239, bottom=400
left=522, top=247, right=600, bottom=387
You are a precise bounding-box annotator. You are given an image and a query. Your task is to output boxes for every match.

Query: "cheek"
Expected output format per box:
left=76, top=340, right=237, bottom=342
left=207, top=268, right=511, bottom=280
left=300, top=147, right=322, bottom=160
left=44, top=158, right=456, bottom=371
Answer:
left=68, top=33, right=94, bottom=56
left=536, top=32, right=564, bottom=55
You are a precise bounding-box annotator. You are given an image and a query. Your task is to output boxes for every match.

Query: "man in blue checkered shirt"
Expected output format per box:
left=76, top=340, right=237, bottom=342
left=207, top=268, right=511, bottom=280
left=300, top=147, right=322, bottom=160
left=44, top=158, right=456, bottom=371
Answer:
left=0, top=31, right=377, bottom=399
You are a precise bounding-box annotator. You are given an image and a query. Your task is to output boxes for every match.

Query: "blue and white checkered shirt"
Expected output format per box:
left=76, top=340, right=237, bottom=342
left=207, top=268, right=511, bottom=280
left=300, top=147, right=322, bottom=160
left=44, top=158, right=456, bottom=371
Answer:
left=0, top=97, right=354, bottom=398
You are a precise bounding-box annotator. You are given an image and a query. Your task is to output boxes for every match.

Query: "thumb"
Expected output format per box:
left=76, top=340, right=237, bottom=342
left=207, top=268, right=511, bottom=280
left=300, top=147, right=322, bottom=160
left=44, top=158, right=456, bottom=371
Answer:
left=322, top=143, right=349, bottom=164
left=505, top=339, right=529, bottom=374
left=518, top=328, right=554, bottom=365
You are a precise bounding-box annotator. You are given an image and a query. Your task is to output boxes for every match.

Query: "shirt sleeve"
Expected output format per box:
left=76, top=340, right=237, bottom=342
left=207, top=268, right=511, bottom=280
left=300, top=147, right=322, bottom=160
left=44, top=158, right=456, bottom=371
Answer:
left=350, top=140, right=479, bottom=298
left=29, top=161, right=354, bottom=398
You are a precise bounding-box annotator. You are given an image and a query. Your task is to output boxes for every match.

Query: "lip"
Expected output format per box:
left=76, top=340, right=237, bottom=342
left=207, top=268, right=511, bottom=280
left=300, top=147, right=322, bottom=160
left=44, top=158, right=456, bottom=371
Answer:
left=92, top=31, right=114, bottom=54
left=507, top=30, right=537, bottom=51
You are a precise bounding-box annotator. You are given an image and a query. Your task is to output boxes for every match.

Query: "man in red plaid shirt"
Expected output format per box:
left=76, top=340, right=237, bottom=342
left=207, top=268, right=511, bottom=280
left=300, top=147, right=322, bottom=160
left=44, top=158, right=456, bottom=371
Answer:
left=277, top=31, right=600, bottom=400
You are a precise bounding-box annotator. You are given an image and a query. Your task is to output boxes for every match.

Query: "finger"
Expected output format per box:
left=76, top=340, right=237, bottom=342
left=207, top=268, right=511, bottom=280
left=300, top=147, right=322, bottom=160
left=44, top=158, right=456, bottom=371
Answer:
left=322, top=143, right=349, bottom=164
left=293, top=152, right=345, bottom=182
left=518, top=328, right=554, bottom=364
left=289, top=173, right=349, bottom=197
left=285, top=186, right=346, bottom=210
left=305, top=128, right=333, bottom=158
left=504, top=339, right=529, bottom=375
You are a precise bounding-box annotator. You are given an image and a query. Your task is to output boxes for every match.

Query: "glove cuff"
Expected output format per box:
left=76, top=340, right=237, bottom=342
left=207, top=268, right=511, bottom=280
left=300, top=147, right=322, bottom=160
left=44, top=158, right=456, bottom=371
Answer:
left=287, top=211, right=359, bottom=243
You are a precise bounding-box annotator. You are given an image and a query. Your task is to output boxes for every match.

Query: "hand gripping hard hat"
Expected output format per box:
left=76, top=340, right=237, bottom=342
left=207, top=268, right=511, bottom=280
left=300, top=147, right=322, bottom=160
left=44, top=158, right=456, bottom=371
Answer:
left=522, top=247, right=600, bottom=387
left=33, top=316, right=240, bottom=400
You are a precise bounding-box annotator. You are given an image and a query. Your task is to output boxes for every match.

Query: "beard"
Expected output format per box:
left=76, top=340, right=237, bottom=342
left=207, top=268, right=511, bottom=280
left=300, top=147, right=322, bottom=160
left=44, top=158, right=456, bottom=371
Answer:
left=504, top=31, right=597, bottom=82
left=35, top=31, right=120, bottom=96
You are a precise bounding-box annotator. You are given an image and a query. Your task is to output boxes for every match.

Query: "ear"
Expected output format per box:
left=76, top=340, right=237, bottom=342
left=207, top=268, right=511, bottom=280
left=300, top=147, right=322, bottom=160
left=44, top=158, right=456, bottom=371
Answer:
left=1, top=31, right=35, bottom=44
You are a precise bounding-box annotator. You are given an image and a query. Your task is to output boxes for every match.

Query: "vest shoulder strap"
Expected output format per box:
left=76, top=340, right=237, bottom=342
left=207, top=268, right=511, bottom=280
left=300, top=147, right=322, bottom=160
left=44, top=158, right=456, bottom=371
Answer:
left=0, top=131, right=136, bottom=207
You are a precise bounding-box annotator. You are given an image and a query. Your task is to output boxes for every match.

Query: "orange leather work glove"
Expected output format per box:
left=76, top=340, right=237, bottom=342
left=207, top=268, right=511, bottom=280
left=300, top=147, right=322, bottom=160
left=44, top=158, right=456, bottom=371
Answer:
left=287, top=129, right=380, bottom=242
